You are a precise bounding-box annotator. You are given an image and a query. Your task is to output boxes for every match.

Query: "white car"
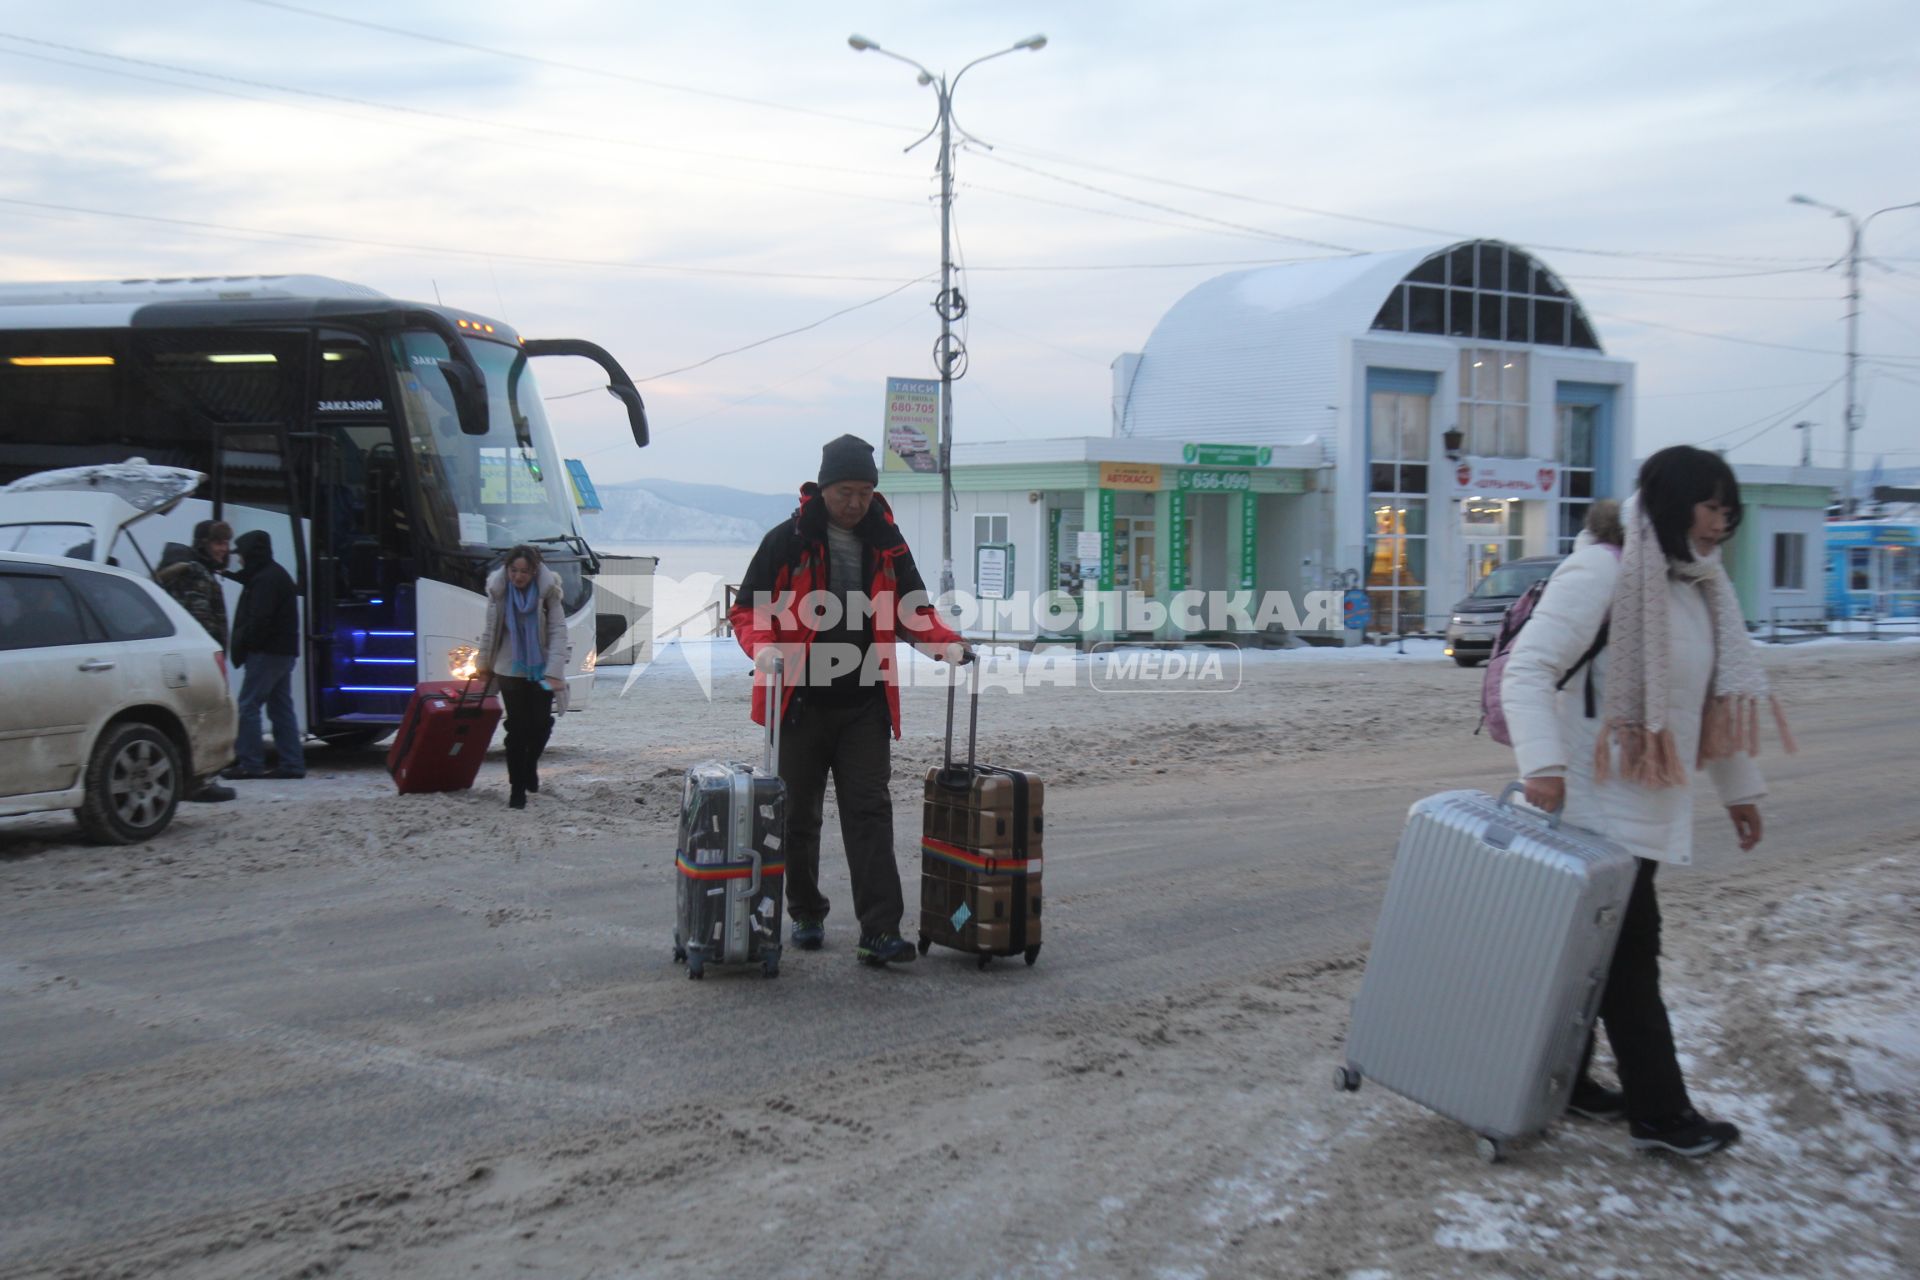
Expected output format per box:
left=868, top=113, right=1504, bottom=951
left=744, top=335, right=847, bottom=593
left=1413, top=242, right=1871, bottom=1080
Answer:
left=0, top=551, right=237, bottom=843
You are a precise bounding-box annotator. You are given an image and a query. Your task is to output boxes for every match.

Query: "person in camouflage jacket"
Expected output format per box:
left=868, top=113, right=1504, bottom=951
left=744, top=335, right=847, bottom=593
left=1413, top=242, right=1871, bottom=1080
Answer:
left=154, top=519, right=233, bottom=647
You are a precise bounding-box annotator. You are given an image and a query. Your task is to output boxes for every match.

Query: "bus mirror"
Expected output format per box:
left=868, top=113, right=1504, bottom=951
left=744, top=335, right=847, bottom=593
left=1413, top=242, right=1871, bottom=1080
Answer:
left=520, top=338, right=649, bottom=450
left=440, top=362, right=490, bottom=436
left=607, top=384, right=650, bottom=448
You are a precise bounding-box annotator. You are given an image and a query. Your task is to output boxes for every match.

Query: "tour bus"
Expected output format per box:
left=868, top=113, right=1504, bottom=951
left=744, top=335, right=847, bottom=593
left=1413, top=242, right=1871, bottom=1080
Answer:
left=0, top=276, right=648, bottom=747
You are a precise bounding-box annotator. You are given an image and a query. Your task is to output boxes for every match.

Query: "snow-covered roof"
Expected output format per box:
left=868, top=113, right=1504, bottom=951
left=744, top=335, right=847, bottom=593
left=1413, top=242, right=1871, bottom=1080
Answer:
left=1114, top=240, right=1604, bottom=460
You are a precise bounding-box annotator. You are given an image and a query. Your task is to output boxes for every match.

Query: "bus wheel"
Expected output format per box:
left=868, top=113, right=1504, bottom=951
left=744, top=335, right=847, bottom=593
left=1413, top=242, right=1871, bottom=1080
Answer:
left=319, top=728, right=394, bottom=751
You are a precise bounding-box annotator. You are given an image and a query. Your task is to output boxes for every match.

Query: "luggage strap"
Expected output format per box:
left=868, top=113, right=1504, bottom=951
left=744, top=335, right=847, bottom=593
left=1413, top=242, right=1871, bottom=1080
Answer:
left=920, top=834, right=1039, bottom=877
left=676, top=854, right=787, bottom=881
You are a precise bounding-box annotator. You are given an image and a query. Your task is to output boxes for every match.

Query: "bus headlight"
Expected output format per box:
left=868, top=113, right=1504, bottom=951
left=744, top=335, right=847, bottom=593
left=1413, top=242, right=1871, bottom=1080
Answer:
left=447, top=644, right=479, bottom=681
left=582, top=647, right=598, bottom=673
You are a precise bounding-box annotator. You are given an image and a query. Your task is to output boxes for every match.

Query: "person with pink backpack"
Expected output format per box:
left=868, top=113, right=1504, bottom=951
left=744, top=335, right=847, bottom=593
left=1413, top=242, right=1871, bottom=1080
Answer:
left=1499, top=449, right=1791, bottom=1158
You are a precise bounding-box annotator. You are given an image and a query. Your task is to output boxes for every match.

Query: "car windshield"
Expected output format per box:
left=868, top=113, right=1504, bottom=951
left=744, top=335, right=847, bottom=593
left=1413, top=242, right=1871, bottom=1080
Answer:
left=0, top=522, right=95, bottom=561
left=1471, top=561, right=1556, bottom=599
left=391, top=331, right=578, bottom=553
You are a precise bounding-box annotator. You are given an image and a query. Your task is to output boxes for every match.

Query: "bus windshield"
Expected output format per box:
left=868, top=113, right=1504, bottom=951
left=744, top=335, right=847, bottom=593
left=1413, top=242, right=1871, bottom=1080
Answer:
left=392, top=331, right=577, bottom=554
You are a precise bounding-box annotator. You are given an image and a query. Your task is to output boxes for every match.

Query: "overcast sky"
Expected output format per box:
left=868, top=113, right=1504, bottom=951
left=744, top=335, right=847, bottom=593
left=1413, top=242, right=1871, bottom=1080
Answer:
left=2, top=0, right=1917, bottom=496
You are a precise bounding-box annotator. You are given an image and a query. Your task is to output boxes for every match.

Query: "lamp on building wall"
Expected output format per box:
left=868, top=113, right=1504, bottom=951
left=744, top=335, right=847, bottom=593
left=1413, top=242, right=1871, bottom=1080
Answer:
left=1443, top=426, right=1464, bottom=462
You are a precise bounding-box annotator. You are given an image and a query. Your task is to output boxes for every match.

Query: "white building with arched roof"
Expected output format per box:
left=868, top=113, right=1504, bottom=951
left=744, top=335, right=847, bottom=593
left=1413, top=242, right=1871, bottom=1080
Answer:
left=882, top=239, right=1635, bottom=645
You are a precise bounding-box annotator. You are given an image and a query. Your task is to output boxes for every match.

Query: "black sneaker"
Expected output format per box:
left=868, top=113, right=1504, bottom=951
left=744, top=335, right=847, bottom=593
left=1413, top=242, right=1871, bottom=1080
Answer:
left=856, top=933, right=916, bottom=966
left=1630, top=1109, right=1741, bottom=1158
left=1567, top=1078, right=1627, bottom=1122
left=791, top=918, right=825, bottom=951
left=186, top=782, right=238, bottom=803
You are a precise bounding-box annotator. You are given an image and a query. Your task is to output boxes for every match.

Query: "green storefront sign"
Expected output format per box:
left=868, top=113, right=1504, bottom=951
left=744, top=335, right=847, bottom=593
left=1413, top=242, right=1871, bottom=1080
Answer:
left=1181, top=442, right=1272, bottom=468
left=1239, top=495, right=1257, bottom=591
left=1098, top=489, right=1116, bottom=591
left=1168, top=489, right=1187, bottom=592
left=1175, top=469, right=1252, bottom=492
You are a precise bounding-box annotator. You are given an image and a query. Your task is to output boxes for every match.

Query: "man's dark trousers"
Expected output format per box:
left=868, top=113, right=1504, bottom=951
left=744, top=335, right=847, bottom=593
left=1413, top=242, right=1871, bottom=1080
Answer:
left=777, top=693, right=903, bottom=937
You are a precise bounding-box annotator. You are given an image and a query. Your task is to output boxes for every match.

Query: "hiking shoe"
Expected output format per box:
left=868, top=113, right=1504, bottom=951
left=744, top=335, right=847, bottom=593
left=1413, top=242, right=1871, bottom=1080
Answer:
left=791, top=918, right=825, bottom=951
left=856, top=933, right=917, bottom=966
left=1568, top=1078, right=1627, bottom=1122
left=1630, top=1109, right=1741, bottom=1158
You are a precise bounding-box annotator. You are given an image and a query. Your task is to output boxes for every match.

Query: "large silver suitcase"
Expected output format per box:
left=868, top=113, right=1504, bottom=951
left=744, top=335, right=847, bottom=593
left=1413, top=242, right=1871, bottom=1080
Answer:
left=1336, top=785, right=1637, bottom=1162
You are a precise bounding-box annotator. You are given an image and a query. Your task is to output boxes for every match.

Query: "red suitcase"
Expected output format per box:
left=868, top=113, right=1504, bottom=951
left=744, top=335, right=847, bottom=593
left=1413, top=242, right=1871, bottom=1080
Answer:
left=386, top=680, right=503, bottom=794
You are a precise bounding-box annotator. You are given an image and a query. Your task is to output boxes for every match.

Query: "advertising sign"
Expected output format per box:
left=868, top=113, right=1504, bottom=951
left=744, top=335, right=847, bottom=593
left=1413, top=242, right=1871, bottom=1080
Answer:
left=1098, top=462, right=1162, bottom=491
left=975, top=543, right=1013, bottom=601
left=1175, top=469, right=1252, bottom=492
left=1168, top=489, right=1187, bottom=592
left=1097, top=491, right=1117, bottom=590
left=1454, top=455, right=1559, bottom=495
left=1238, top=495, right=1257, bottom=591
left=882, top=377, right=940, bottom=473
left=564, top=458, right=601, bottom=512
left=1182, top=442, right=1272, bottom=468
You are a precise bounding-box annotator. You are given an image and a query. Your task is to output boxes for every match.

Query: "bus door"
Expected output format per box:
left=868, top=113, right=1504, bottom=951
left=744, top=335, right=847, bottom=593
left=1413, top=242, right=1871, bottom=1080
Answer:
left=299, top=331, right=418, bottom=742
left=133, top=329, right=312, bottom=731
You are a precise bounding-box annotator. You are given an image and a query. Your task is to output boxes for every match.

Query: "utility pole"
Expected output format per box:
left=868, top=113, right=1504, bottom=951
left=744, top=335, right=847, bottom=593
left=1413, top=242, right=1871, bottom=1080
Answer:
left=850, top=33, right=1047, bottom=608
left=1790, top=195, right=1920, bottom=516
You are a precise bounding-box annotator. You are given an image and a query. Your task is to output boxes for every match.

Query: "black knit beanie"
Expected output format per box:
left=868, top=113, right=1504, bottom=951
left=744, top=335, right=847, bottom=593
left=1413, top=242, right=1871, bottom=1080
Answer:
left=818, top=433, right=879, bottom=487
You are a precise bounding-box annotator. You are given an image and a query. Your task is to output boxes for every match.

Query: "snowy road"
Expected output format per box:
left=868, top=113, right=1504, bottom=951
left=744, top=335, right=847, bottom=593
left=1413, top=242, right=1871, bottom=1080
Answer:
left=1, top=641, right=1914, bottom=1278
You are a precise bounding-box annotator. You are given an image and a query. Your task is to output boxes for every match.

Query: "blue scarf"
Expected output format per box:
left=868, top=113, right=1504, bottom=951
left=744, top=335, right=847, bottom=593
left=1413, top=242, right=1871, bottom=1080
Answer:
left=507, top=577, right=545, bottom=680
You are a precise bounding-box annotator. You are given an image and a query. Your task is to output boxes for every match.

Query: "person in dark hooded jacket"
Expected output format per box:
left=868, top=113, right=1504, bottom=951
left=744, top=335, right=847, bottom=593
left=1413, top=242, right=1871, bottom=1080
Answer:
left=225, top=529, right=305, bottom=780
left=152, top=519, right=237, bottom=802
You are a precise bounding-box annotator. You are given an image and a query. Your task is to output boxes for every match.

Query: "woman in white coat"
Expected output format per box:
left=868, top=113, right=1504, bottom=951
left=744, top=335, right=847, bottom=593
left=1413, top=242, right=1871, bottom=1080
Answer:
left=1503, top=446, right=1789, bottom=1159
left=476, top=544, right=570, bottom=809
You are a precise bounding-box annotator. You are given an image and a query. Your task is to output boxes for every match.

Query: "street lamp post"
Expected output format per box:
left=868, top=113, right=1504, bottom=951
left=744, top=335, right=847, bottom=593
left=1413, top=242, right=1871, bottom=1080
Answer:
left=1789, top=194, right=1920, bottom=516
left=850, top=32, right=1047, bottom=608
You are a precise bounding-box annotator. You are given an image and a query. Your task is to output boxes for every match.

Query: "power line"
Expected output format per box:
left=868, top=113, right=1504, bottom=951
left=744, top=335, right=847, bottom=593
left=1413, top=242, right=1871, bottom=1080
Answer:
left=1700, top=376, right=1843, bottom=450
left=628, top=276, right=934, bottom=383
left=1636, top=379, right=1835, bottom=400
left=970, top=149, right=1363, bottom=254
left=961, top=181, right=1324, bottom=246
left=0, top=34, right=917, bottom=201
left=241, top=0, right=912, bottom=134
left=0, top=196, right=922, bottom=283
left=1592, top=310, right=1920, bottom=362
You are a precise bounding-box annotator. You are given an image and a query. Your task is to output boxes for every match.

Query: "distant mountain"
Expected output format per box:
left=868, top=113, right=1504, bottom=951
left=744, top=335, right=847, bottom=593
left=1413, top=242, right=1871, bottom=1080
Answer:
left=585, top=479, right=791, bottom=544
left=627, top=478, right=796, bottom=528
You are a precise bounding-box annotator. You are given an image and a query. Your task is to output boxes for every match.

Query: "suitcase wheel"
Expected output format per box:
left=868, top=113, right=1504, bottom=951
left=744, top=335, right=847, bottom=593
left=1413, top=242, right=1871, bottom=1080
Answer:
left=916, top=936, right=932, bottom=956
left=976, top=953, right=992, bottom=970
left=1023, top=944, right=1041, bottom=967
left=1334, top=1065, right=1362, bottom=1093
left=1476, top=1136, right=1503, bottom=1165
left=762, top=957, right=780, bottom=979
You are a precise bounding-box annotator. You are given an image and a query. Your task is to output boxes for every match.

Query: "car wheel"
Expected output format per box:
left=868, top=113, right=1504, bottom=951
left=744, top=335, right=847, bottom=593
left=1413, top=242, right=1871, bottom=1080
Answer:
left=77, top=722, right=183, bottom=845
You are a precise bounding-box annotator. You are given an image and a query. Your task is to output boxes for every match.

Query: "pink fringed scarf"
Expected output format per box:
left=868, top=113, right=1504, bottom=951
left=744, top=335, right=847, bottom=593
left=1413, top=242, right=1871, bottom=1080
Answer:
left=1595, top=494, right=1796, bottom=788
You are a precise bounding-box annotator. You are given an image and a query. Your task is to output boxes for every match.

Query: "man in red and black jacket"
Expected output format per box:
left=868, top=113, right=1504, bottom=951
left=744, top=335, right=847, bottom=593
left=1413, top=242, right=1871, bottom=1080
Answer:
left=729, top=434, right=969, bottom=967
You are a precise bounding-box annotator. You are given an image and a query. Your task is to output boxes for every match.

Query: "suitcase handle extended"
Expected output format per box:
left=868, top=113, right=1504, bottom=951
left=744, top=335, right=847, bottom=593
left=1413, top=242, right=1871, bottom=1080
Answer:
left=940, top=655, right=980, bottom=789
left=761, top=655, right=783, bottom=777
left=1497, top=781, right=1564, bottom=830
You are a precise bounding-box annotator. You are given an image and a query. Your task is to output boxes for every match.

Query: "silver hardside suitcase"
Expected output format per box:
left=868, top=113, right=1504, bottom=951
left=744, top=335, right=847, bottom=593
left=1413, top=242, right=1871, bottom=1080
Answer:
left=672, top=664, right=786, bottom=980
left=1335, top=785, right=1636, bottom=1162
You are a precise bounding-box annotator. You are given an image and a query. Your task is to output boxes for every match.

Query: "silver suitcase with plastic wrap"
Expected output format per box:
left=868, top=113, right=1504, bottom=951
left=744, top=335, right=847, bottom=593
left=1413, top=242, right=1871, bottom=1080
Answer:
left=1335, top=785, right=1636, bottom=1162
left=672, top=663, right=786, bottom=979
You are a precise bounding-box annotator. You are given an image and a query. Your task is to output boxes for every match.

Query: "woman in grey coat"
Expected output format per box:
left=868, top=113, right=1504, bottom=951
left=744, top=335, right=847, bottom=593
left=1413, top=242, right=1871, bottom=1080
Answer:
left=476, top=544, right=569, bottom=809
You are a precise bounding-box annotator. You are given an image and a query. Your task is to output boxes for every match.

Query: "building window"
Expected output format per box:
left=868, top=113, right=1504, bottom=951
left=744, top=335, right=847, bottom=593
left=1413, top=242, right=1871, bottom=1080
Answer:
left=1460, top=349, right=1528, bottom=459
left=973, top=513, right=1009, bottom=548
left=1367, top=388, right=1431, bottom=635
left=1372, top=241, right=1600, bottom=350
left=1773, top=533, right=1806, bottom=591
left=1556, top=402, right=1598, bottom=553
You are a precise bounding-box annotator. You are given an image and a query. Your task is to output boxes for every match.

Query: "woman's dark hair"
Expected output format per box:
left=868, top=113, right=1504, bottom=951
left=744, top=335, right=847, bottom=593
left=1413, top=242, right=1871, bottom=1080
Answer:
left=503, top=543, right=544, bottom=574
left=1637, top=446, right=1743, bottom=561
